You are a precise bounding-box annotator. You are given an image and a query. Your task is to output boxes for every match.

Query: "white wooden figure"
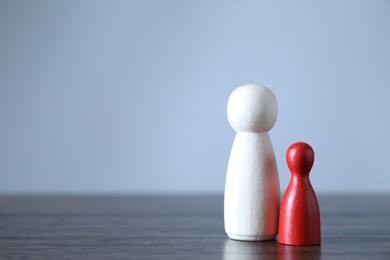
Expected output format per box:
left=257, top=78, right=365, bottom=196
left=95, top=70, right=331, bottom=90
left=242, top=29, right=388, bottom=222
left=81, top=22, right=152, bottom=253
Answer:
left=224, top=84, right=280, bottom=241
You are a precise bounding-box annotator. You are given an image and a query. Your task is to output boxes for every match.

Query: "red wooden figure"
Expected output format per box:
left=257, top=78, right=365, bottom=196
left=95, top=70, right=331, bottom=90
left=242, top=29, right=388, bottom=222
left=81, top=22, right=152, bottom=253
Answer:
left=278, top=142, right=321, bottom=246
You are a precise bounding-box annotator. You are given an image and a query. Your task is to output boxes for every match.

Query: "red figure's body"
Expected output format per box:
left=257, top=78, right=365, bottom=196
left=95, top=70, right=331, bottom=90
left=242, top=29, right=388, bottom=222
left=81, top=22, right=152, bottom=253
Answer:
left=278, top=142, right=321, bottom=246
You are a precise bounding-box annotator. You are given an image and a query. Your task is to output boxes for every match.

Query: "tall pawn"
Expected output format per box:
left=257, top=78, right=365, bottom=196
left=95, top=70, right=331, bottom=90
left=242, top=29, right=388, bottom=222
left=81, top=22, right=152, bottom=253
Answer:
left=224, top=84, right=280, bottom=241
left=278, top=142, right=321, bottom=246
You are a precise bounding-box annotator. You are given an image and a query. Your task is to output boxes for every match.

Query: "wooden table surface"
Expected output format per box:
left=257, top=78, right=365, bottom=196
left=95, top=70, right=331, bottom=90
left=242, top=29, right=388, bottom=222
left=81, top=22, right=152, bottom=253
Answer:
left=1, top=195, right=390, bottom=259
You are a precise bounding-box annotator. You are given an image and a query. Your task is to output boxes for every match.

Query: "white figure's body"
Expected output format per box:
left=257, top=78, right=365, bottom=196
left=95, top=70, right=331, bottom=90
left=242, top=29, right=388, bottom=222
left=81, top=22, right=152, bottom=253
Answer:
left=224, top=84, right=280, bottom=241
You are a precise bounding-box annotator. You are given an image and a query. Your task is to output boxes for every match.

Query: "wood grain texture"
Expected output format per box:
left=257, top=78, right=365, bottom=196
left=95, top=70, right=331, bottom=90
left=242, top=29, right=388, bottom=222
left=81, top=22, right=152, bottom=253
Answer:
left=0, top=195, right=390, bottom=259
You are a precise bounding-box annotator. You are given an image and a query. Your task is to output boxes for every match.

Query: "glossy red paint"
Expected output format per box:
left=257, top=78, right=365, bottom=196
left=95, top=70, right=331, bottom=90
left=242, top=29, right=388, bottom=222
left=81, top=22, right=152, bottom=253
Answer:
left=278, top=142, right=321, bottom=246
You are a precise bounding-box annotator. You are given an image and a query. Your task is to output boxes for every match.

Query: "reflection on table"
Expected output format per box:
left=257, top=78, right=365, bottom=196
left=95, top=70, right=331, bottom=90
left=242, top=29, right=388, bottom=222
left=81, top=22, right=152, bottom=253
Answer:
left=223, top=239, right=321, bottom=260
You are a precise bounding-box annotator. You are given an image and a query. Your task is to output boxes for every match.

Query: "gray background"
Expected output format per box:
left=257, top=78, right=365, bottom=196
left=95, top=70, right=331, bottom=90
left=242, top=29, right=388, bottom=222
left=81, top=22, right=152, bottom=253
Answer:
left=1, top=0, right=389, bottom=194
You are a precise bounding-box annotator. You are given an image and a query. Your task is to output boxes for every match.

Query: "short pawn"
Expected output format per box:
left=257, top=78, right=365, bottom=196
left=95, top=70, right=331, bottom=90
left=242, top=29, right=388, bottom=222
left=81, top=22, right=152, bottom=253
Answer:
left=278, top=142, right=321, bottom=246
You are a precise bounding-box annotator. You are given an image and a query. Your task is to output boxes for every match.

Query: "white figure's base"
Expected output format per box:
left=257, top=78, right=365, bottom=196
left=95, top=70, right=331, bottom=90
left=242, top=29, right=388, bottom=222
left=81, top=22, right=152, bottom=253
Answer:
left=227, top=233, right=276, bottom=241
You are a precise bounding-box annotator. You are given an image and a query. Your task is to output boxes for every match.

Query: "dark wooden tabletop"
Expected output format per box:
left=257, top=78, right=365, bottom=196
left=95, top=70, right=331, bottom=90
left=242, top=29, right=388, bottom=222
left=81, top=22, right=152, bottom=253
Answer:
left=1, top=194, right=390, bottom=259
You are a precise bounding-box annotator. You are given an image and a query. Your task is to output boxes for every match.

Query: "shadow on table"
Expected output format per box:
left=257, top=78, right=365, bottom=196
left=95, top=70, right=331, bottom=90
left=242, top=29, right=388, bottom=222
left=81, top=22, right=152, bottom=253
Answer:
left=223, top=239, right=321, bottom=260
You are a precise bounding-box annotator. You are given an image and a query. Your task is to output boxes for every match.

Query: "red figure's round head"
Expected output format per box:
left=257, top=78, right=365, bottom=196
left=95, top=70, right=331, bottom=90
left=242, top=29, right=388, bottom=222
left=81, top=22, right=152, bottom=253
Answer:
left=286, top=142, right=315, bottom=176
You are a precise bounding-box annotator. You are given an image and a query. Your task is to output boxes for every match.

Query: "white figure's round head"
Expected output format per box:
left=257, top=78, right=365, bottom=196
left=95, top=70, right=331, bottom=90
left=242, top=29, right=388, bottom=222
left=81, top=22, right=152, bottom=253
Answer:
left=227, top=84, right=278, bottom=132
